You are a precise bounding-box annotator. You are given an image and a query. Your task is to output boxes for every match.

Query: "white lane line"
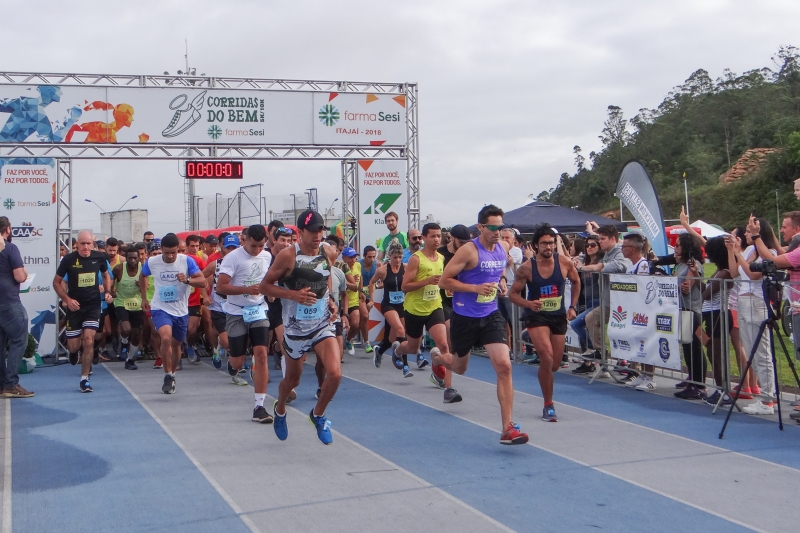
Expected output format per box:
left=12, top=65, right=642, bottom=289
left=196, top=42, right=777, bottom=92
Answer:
left=106, top=366, right=260, bottom=533
left=342, top=372, right=764, bottom=533
left=460, top=372, right=800, bottom=474
left=3, top=401, right=11, bottom=533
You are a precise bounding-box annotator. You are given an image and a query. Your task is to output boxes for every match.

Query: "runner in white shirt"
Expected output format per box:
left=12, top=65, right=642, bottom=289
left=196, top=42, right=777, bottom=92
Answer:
left=216, top=224, right=273, bottom=423
left=140, top=233, right=206, bottom=394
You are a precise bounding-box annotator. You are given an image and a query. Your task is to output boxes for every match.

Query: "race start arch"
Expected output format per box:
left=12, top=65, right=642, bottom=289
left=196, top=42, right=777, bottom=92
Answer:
left=0, top=72, right=419, bottom=356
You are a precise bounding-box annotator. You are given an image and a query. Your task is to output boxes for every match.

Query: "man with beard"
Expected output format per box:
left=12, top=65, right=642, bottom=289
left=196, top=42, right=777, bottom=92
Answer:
left=378, top=211, right=408, bottom=261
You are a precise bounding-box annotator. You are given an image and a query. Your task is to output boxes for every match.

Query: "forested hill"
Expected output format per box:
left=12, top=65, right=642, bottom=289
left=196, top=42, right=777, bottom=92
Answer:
left=540, top=46, right=800, bottom=230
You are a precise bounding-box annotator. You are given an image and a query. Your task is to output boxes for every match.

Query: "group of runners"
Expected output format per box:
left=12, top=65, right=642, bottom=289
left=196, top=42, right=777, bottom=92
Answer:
left=53, top=203, right=584, bottom=446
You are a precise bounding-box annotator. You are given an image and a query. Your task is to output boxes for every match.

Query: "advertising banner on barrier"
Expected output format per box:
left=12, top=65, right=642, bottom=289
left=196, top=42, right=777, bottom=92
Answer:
left=357, top=160, right=407, bottom=252
left=0, top=85, right=406, bottom=146
left=607, top=274, right=681, bottom=370
left=1, top=163, right=58, bottom=355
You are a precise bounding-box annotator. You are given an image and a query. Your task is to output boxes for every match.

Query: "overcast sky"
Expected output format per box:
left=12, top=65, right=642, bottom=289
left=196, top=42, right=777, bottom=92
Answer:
left=3, top=0, right=799, bottom=237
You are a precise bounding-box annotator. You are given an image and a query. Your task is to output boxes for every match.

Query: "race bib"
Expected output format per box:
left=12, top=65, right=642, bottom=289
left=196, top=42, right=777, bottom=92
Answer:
left=540, top=296, right=562, bottom=312
left=243, top=304, right=267, bottom=323
left=296, top=297, right=327, bottom=321
left=77, top=272, right=96, bottom=288
left=123, top=298, right=141, bottom=312
left=389, top=291, right=405, bottom=304
left=477, top=287, right=497, bottom=303
left=159, top=285, right=178, bottom=303
left=423, top=285, right=439, bottom=301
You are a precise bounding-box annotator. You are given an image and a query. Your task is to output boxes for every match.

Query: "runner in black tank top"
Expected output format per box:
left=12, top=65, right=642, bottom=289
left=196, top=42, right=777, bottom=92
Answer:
left=509, top=225, right=580, bottom=423
left=368, top=245, right=407, bottom=367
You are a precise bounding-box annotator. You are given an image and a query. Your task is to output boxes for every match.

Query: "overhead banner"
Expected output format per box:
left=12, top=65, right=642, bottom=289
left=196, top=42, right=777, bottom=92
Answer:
left=1, top=163, right=58, bottom=355
left=357, top=159, right=408, bottom=253
left=616, top=161, right=668, bottom=257
left=0, top=85, right=406, bottom=146
left=607, top=274, right=682, bottom=371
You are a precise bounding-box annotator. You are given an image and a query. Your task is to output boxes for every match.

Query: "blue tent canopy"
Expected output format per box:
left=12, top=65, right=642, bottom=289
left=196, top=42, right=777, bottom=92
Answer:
left=482, top=201, right=627, bottom=234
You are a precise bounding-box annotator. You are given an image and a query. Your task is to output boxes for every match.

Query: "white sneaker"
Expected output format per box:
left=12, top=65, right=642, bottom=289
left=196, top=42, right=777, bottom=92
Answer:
left=635, top=377, right=657, bottom=391
left=742, top=402, right=774, bottom=415
left=231, top=374, right=248, bottom=386
left=598, top=370, right=611, bottom=378
left=626, top=375, right=646, bottom=388
left=347, top=344, right=355, bottom=356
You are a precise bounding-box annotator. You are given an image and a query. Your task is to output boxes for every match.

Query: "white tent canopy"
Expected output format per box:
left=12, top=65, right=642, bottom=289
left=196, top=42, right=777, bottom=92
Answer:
left=691, top=220, right=727, bottom=238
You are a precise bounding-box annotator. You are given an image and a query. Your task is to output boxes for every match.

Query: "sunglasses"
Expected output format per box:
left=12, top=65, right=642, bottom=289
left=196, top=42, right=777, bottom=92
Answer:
left=410, top=236, right=423, bottom=241
left=586, top=242, right=599, bottom=248
left=144, top=238, right=154, bottom=242
left=274, top=227, right=293, bottom=236
left=538, top=241, right=556, bottom=247
left=481, top=224, right=505, bottom=232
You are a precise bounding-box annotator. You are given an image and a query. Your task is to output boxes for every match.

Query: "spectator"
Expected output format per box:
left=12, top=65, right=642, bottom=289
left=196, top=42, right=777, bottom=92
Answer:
left=701, top=237, right=733, bottom=406
left=0, top=217, right=34, bottom=398
left=377, top=211, right=408, bottom=261
left=498, top=228, right=523, bottom=353
left=673, top=234, right=706, bottom=400
left=569, top=235, right=603, bottom=356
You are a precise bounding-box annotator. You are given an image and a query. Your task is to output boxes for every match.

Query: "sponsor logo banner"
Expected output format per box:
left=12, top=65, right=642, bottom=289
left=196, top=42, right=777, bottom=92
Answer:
left=357, top=160, right=407, bottom=252
left=608, top=274, right=681, bottom=370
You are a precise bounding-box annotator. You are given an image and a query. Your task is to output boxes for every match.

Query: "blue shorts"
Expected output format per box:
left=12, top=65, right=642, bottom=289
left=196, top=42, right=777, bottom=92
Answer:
left=151, top=309, right=189, bottom=342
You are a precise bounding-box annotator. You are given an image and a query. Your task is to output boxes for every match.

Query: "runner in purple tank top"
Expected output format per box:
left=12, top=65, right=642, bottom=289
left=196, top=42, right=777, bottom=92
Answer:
left=438, top=205, right=529, bottom=445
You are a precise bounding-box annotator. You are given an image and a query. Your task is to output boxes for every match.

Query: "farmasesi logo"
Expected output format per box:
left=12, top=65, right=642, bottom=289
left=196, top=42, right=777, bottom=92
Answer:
left=631, top=312, right=649, bottom=327
left=159, top=271, right=179, bottom=282
left=319, top=105, right=340, bottom=126
left=610, top=306, right=627, bottom=329
left=656, top=314, right=674, bottom=333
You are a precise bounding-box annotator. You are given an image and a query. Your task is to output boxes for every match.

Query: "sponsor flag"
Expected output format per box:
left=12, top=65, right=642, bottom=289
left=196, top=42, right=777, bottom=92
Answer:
left=616, top=161, right=668, bottom=257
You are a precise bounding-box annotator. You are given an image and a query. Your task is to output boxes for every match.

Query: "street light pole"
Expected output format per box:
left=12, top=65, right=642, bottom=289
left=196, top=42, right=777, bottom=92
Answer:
left=85, top=195, right=137, bottom=238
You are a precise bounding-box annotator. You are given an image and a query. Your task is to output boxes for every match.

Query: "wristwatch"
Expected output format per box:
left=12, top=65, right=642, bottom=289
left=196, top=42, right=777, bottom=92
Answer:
left=569, top=305, right=577, bottom=311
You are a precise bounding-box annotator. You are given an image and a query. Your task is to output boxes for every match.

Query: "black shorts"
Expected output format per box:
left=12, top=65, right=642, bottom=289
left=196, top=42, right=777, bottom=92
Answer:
left=703, top=309, right=723, bottom=338
left=114, top=306, right=143, bottom=329
left=450, top=310, right=508, bottom=357
left=65, top=303, right=102, bottom=338
left=226, top=314, right=270, bottom=357
left=348, top=305, right=360, bottom=315
left=521, top=313, right=568, bottom=336
left=188, top=305, right=201, bottom=318
left=334, top=321, right=343, bottom=336
left=442, top=299, right=452, bottom=321
left=268, top=301, right=283, bottom=330
left=211, top=310, right=227, bottom=335
left=404, top=308, right=446, bottom=339
left=381, top=303, right=405, bottom=318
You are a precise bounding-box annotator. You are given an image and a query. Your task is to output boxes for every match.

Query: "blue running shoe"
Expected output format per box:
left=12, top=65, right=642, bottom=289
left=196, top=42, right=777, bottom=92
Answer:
left=273, top=400, right=288, bottom=441
left=309, top=409, right=333, bottom=445
left=119, top=347, right=128, bottom=362
left=542, top=404, right=557, bottom=422
left=79, top=379, right=93, bottom=393
left=373, top=345, right=383, bottom=368
left=187, top=345, right=198, bottom=364
left=212, top=353, right=222, bottom=369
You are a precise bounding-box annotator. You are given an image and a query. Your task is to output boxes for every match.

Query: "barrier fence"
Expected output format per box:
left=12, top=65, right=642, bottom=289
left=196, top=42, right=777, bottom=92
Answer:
left=510, top=272, right=800, bottom=410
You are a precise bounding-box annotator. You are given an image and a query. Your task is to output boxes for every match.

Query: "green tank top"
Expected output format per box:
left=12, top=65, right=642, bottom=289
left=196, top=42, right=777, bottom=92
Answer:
left=403, top=250, right=443, bottom=316
left=146, top=276, right=155, bottom=302
left=114, top=263, right=142, bottom=311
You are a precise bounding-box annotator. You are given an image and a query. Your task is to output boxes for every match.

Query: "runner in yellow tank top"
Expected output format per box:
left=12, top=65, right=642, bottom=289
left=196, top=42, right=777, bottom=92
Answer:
left=389, top=223, right=458, bottom=398
left=111, top=248, right=144, bottom=368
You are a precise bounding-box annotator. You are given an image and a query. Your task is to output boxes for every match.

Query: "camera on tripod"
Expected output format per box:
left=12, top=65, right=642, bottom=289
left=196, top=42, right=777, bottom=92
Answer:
left=748, top=259, right=789, bottom=281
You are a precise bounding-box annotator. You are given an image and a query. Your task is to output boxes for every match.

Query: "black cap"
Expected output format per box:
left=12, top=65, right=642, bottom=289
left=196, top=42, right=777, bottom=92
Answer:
left=450, top=224, right=471, bottom=241
left=297, top=210, right=328, bottom=232
left=205, top=235, right=219, bottom=245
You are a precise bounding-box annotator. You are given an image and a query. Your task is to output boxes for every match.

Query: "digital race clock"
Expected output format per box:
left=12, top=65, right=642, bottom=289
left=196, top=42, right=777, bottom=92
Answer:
left=185, top=160, right=243, bottom=179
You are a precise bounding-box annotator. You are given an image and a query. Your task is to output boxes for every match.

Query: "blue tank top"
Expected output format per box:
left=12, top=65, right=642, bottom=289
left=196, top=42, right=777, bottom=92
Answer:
left=522, top=253, right=566, bottom=318
left=452, top=238, right=506, bottom=318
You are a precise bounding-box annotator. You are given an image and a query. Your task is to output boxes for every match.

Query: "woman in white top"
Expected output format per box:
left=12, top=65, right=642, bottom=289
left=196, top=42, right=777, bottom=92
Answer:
left=725, top=227, right=757, bottom=399
left=727, top=217, right=778, bottom=415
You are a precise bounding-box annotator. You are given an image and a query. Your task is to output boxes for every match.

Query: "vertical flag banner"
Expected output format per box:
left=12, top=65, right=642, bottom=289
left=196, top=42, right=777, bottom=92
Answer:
left=607, top=274, right=682, bottom=371
left=616, top=160, right=668, bottom=257
left=367, top=288, right=387, bottom=343
left=357, top=160, right=408, bottom=253
left=1, top=163, right=58, bottom=355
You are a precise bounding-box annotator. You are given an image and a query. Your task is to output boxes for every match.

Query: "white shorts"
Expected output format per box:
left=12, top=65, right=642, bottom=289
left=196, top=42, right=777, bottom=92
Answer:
left=282, top=324, right=336, bottom=360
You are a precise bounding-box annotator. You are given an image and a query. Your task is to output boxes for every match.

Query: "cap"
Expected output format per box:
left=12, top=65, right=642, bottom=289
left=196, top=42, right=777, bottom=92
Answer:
left=342, top=247, right=358, bottom=257
left=296, top=210, right=328, bottom=232
left=205, top=235, right=219, bottom=245
left=147, top=241, right=161, bottom=253
left=223, top=234, right=240, bottom=248
left=95, top=240, right=106, bottom=248
left=450, top=224, right=471, bottom=241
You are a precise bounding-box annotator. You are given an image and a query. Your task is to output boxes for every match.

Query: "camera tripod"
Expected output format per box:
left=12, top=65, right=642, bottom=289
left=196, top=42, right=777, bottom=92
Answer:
left=719, top=273, right=800, bottom=438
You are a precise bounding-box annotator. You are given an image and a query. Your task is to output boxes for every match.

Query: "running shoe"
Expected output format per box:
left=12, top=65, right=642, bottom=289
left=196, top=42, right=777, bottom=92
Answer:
left=364, top=342, right=373, bottom=353
left=542, top=404, right=558, bottom=422
left=430, top=372, right=446, bottom=389
left=704, top=390, right=732, bottom=406
left=417, top=354, right=429, bottom=369
left=560, top=354, right=570, bottom=368
left=69, top=352, right=78, bottom=365
left=135, top=350, right=143, bottom=361
left=675, top=381, right=689, bottom=389
left=430, top=347, right=446, bottom=380
left=373, top=345, right=384, bottom=368
left=309, top=409, right=333, bottom=445
left=345, top=341, right=355, bottom=356
left=79, top=379, right=93, bottom=393
left=674, top=385, right=703, bottom=400
left=732, top=385, right=753, bottom=400
left=124, top=359, right=138, bottom=370
left=187, top=345, right=198, bottom=364
left=572, top=362, right=595, bottom=374
left=92, top=351, right=100, bottom=365
left=626, top=375, right=646, bottom=388
left=252, top=406, right=274, bottom=424
left=273, top=400, right=288, bottom=441
left=392, top=353, right=403, bottom=370
left=231, top=374, right=248, bottom=386
left=403, top=365, right=413, bottom=378
left=212, top=353, right=222, bottom=369
left=522, top=354, right=538, bottom=364
left=500, top=422, right=528, bottom=445
left=287, top=389, right=297, bottom=404
left=528, top=355, right=541, bottom=365
left=162, top=375, right=175, bottom=394
left=742, top=402, right=775, bottom=415
left=315, top=388, right=321, bottom=400
left=119, top=347, right=129, bottom=362
left=635, top=377, right=657, bottom=392
left=443, top=388, right=462, bottom=403
left=153, top=357, right=163, bottom=369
